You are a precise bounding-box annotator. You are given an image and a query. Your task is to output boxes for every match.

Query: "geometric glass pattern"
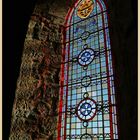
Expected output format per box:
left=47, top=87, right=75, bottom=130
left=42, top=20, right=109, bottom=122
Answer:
left=78, top=48, right=95, bottom=66
left=58, top=0, right=119, bottom=139
left=76, top=98, right=97, bottom=121
left=81, top=76, right=91, bottom=87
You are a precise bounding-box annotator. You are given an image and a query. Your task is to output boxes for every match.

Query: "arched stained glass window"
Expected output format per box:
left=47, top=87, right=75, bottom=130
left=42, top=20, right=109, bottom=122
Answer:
left=58, top=0, right=118, bottom=139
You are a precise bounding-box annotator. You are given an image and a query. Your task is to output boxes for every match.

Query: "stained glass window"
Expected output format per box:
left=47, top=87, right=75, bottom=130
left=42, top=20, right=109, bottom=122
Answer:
left=57, top=0, right=118, bottom=139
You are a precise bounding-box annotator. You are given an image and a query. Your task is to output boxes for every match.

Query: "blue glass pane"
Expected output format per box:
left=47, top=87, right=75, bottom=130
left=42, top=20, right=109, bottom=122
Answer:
left=59, top=0, right=118, bottom=139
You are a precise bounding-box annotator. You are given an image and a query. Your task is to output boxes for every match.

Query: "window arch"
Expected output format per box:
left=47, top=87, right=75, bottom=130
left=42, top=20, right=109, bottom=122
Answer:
left=58, top=0, right=118, bottom=139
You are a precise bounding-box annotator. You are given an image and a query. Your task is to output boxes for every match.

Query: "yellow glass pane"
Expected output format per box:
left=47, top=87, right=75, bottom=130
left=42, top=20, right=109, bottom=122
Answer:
left=77, top=0, right=94, bottom=19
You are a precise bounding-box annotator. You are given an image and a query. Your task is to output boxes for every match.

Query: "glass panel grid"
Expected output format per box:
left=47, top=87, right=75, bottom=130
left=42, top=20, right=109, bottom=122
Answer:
left=58, top=0, right=118, bottom=139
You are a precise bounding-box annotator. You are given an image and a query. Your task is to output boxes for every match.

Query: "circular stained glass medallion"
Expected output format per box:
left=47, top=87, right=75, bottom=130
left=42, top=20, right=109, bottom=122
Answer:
left=78, top=48, right=95, bottom=66
left=81, top=103, right=92, bottom=116
left=76, top=98, right=96, bottom=121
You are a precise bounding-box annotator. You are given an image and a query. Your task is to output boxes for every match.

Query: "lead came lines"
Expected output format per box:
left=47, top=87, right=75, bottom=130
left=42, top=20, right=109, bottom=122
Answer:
left=73, top=1, right=97, bottom=139
left=64, top=0, right=115, bottom=139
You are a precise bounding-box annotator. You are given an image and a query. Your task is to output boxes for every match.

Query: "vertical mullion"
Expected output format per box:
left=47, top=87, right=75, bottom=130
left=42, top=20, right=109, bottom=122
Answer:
left=85, top=21, right=88, bottom=134
left=64, top=9, right=74, bottom=139
left=94, top=7, right=100, bottom=139
left=64, top=38, right=69, bottom=140
left=73, top=7, right=76, bottom=140
left=70, top=8, right=76, bottom=139
left=99, top=1, right=114, bottom=139
left=57, top=26, right=67, bottom=140
left=95, top=1, right=105, bottom=139
left=69, top=23, right=72, bottom=139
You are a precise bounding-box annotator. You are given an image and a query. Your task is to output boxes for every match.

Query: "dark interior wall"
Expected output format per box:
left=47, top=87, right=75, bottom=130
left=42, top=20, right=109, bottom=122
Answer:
left=9, top=0, right=64, bottom=138
left=3, top=0, right=137, bottom=139
left=107, top=0, right=137, bottom=139
left=3, top=0, right=37, bottom=139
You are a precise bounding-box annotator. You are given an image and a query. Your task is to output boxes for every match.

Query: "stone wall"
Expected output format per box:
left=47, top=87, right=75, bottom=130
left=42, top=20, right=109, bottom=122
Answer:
left=9, top=5, right=64, bottom=139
